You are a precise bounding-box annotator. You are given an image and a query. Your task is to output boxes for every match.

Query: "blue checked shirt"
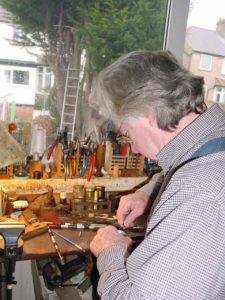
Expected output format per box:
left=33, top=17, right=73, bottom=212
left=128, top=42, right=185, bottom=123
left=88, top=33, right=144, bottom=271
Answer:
left=97, top=104, right=225, bottom=299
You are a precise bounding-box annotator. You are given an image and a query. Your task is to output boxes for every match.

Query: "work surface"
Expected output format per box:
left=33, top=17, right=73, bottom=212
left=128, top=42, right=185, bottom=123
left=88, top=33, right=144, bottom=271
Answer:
left=0, top=227, right=94, bottom=260
left=0, top=216, right=146, bottom=261
left=0, top=176, right=148, bottom=261
left=18, top=228, right=96, bottom=260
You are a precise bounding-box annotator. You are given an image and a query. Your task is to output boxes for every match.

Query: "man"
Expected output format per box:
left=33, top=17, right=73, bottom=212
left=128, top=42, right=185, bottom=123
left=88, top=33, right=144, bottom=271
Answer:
left=89, top=50, right=225, bottom=299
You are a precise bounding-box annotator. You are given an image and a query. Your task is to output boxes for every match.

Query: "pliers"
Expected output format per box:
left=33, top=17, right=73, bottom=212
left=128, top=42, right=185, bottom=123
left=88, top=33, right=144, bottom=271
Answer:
left=80, top=136, right=97, bottom=181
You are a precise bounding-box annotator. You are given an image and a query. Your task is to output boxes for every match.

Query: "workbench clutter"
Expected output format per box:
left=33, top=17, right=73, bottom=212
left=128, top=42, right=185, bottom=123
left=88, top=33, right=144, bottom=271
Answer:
left=45, top=127, right=145, bottom=180
left=0, top=118, right=149, bottom=299
left=0, top=119, right=146, bottom=182
left=71, top=184, right=110, bottom=213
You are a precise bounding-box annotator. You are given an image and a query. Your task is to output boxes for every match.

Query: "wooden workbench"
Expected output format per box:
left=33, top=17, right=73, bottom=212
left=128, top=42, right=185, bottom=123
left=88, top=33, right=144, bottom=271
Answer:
left=19, top=228, right=95, bottom=260
left=0, top=176, right=148, bottom=299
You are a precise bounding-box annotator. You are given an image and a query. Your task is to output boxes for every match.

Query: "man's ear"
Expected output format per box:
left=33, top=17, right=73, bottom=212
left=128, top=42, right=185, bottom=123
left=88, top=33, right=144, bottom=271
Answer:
left=147, top=106, right=158, bottom=127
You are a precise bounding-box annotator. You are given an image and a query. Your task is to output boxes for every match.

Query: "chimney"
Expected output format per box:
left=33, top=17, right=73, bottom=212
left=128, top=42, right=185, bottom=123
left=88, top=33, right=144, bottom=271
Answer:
left=216, top=18, right=225, bottom=38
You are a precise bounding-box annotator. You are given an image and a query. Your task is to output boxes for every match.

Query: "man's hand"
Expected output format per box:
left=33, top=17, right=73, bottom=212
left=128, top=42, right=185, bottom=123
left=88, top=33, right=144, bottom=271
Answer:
left=117, top=191, right=149, bottom=228
left=90, top=225, right=132, bottom=257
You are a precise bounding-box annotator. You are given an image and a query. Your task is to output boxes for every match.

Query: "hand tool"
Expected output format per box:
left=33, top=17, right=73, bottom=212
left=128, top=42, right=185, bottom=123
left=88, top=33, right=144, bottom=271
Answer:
left=80, top=135, right=97, bottom=180
left=51, top=230, right=86, bottom=253
left=48, top=227, right=64, bottom=263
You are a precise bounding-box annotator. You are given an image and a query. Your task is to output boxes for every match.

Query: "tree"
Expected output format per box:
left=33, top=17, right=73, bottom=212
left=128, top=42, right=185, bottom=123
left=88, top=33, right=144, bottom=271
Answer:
left=0, top=0, right=80, bottom=113
left=0, top=0, right=168, bottom=137
left=76, top=0, right=167, bottom=74
left=72, top=0, right=167, bottom=138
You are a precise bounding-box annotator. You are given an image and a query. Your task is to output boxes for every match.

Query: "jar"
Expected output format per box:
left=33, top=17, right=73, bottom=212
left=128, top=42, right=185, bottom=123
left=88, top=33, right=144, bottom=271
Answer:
left=73, top=185, right=85, bottom=199
left=59, top=191, right=67, bottom=205
left=71, top=185, right=85, bottom=212
left=95, top=186, right=105, bottom=202
left=85, top=187, right=94, bottom=202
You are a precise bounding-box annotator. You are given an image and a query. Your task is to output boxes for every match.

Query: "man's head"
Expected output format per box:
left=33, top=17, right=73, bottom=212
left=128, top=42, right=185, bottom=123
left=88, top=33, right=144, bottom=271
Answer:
left=89, top=50, right=206, bottom=158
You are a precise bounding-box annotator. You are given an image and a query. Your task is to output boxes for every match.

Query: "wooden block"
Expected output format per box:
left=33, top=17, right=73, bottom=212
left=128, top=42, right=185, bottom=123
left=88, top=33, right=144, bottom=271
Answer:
left=22, top=208, right=38, bottom=225
left=22, top=223, right=48, bottom=240
left=19, top=209, right=48, bottom=240
left=120, top=169, right=141, bottom=177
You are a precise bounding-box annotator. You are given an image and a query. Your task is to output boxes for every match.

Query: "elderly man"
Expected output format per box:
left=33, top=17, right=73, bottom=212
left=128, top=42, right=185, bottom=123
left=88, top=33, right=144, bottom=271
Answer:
left=89, top=50, right=225, bottom=299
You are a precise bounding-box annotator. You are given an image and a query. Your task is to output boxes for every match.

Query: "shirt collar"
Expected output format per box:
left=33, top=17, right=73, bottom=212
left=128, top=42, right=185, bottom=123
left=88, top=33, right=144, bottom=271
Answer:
left=157, top=104, right=225, bottom=173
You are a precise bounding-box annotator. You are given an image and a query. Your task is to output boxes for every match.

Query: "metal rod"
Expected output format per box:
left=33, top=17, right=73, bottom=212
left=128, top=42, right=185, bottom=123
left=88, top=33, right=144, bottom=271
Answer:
left=48, top=228, right=64, bottom=263
left=51, top=230, right=86, bottom=253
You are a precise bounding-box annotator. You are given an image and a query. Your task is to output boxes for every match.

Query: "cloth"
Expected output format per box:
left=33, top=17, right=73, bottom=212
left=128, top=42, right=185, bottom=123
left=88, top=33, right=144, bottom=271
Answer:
left=0, top=122, right=26, bottom=168
left=96, top=104, right=225, bottom=299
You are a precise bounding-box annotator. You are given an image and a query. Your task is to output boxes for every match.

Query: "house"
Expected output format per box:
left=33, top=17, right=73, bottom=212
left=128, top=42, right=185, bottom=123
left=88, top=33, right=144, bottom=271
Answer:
left=183, top=19, right=225, bottom=104
left=0, top=6, right=54, bottom=122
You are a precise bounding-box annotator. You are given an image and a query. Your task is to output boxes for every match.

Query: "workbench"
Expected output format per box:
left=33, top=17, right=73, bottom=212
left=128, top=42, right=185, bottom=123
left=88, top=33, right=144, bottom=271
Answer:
left=0, top=221, right=145, bottom=300
left=0, top=228, right=95, bottom=260
left=0, top=176, right=148, bottom=299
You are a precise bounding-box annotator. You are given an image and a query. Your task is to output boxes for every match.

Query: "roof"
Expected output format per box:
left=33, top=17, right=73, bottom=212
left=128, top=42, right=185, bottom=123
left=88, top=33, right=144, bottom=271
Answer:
left=0, top=6, right=13, bottom=24
left=0, top=58, right=38, bottom=68
left=186, top=27, right=225, bottom=57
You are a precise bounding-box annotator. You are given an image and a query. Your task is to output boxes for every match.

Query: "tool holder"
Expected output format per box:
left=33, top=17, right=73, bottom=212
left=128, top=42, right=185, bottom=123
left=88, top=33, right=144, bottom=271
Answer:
left=0, top=222, right=25, bottom=300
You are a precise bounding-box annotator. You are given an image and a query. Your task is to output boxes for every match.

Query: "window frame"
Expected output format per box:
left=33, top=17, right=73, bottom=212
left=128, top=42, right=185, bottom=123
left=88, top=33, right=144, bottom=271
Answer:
left=3, top=69, right=11, bottom=83
left=37, top=66, right=54, bottom=93
left=2, top=68, right=30, bottom=86
left=200, top=54, right=212, bottom=71
left=164, top=0, right=190, bottom=62
left=214, top=86, right=225, bottom=103
left=12, top=70, right=29, bottom=85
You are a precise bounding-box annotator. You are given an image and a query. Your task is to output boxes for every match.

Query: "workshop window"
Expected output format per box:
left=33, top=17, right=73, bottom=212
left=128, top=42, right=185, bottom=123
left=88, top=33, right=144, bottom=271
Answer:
left=200, top=54, right=212, bottom=71
left=214, top=87, right=225, bottom=103
left=0, top=0, right=189, bottom=134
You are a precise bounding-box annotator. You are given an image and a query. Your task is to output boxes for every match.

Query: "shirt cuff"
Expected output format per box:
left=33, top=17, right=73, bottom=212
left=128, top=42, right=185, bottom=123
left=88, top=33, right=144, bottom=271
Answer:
left=97, top=245, right=129, bottom=275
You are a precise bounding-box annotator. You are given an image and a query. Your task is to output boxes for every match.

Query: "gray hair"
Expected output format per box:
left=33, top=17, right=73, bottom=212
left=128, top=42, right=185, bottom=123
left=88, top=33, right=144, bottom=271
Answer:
left=89, top=50, right=206, bottom=130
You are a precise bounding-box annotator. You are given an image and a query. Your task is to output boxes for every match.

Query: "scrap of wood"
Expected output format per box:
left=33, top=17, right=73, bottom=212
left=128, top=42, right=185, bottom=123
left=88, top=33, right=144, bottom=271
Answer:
left=19, top=208, right=48, bottom=240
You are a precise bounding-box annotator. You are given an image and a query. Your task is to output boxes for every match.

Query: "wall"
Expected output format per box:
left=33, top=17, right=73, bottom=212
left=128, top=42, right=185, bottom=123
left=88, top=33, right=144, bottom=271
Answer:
left=0, top=23, right=39, bottom=105
left=0, top=64, right=37, bottom=105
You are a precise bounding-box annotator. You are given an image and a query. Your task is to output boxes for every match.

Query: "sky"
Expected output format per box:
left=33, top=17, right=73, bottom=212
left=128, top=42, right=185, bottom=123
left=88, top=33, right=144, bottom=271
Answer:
left=187, top=0, right=225, bottom=30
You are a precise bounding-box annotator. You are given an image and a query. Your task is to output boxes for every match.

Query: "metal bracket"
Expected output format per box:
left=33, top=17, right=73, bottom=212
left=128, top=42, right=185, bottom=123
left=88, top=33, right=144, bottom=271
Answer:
left=0, top=222, right=25, bottom=300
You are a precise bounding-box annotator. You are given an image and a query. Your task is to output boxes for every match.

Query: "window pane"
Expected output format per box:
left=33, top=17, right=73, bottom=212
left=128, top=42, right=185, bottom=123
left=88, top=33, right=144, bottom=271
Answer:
left=0, top=1, right=174, bottom=153
left=38, top=72, right=43, bottom=91
left=3, top=70, right=11, bottom=83
left=200, top=55, right=212, bottom=70
left=222, top=93, right=225, bottom=103
left=13, top=70, right=29, bottom=85
left=45, top=73, right=52, bottom=89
